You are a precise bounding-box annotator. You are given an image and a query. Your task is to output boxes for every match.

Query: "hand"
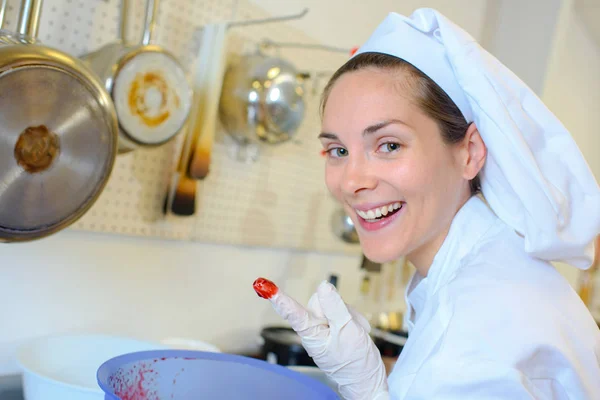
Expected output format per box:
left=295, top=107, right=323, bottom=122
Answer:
left=257, top=279, right=389, bottom=400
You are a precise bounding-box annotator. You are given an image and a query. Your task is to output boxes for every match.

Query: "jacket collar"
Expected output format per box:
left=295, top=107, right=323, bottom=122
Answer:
left=404, top=195, right=499, bottom=328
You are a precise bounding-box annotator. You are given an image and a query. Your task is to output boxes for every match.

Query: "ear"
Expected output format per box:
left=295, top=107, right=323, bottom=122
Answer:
left=461, top=123, right=486, bottom=180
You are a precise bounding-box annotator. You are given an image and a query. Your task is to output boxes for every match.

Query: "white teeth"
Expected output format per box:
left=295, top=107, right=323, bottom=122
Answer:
left=355, top=202, right=403, bottom=221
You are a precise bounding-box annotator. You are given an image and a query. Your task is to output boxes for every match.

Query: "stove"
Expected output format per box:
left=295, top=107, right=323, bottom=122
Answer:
left=0, top=375, right=24, bottom=400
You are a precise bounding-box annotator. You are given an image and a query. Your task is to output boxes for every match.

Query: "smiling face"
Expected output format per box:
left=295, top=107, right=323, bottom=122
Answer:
left=320, top=66, right=480, bottom=271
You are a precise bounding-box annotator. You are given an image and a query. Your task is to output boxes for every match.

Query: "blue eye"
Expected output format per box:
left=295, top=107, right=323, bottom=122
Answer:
left=379, top=142, right=401, bottom=153
left=327, top=147, right=348, bottom=158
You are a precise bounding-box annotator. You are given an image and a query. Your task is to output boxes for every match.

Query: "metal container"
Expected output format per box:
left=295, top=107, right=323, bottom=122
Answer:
left=81, top=0, right=192, bottom=153
left=0, top=0, right=119, bottom=242
left=331, top=207, right=359, bottom=244
left=219, top=50, right=307, bottom=146
left=260, top=326, right=315, bottom=367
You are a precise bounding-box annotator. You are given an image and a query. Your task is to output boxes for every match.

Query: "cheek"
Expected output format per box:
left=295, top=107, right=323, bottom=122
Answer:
left=324, top=164, right=343, bottom=199
left=381, top=158, right=430, bottom=194
left=430, top=153, right=464, bottom=194
left=395, top=150, right=459, bottom=194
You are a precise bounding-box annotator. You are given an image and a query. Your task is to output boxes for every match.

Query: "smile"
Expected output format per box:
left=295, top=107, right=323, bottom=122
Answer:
left=355, top=202, right=402, bottom=221
left=354, top=201, right=404, bottom=232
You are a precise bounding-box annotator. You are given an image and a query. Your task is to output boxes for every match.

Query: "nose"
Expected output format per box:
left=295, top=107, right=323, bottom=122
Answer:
left=341, top=154, right=378, bottom=195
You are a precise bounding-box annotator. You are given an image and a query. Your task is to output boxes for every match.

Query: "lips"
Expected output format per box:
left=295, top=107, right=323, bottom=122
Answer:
left=353, top=201, right=404, bottom=232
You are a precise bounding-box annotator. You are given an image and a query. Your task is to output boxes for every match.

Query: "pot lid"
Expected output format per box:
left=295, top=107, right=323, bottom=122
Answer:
left=112, top=48, right=192, bottom=146
left=0, top=62, right=117, bottom=240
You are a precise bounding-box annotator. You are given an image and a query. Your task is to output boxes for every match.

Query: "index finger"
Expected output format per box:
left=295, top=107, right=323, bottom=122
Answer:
left=253, top=277, right=327, bottom=337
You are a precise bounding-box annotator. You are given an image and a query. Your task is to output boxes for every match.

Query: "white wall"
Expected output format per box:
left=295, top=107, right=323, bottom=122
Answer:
left=574, top=0, right=600, bottom=49
left=479, top=0, right=562, bottom=95
left=0, top=230, right=362, bottom=375
left=243, top=0, right=489, bottom=47
left=542, top=0, right=600, bottom=180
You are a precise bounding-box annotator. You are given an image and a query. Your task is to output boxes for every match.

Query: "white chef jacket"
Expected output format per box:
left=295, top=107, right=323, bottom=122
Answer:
left=388, top=195, right=600, bottom=399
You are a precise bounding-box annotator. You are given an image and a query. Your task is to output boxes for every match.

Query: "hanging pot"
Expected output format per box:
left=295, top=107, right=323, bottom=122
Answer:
left=331, top=207, right=359, bottom=244
left=81, top=0, right=192, bottom=153
left=0, top=0, right=119, bottom=242
left=219, top=47, right=307, bottom=146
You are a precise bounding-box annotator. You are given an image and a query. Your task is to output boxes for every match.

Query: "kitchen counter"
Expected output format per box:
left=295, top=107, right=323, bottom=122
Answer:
left=0, top=374, right=24, bottom=400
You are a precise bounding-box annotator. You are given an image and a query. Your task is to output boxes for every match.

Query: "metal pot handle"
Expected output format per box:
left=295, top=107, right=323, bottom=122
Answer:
left=17, top=0, right=42, bottom=38
left=120, top=0, right=158, bottom=46
left=0, top=0, right=8, bottom=29
left=141, top=0, right=159, bottom=46
left=119, top=0, right=130, bottom=44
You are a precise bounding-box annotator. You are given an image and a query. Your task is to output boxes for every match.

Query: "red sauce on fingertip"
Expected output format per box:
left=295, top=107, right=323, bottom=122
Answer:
left=253, top=277, right=279, bottom=299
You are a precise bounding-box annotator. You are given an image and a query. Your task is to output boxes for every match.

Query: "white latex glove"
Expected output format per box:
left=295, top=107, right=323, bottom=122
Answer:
left=268, top=281, right=389, bottom=400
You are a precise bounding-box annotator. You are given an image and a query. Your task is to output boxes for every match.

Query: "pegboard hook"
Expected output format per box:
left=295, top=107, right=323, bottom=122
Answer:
left=227, top=7, right=308, bottom=30
left=258, top=38, right=351, bottom=55
left=141, top=0, right=159, bottom=45
left=120, top=0, right=159, bottom=46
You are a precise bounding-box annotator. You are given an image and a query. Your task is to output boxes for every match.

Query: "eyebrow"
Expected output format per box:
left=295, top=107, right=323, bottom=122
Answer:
left=318, top=119, right=410, bottom=140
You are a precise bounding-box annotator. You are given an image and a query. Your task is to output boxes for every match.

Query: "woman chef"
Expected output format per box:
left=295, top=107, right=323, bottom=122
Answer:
left=257, top=8, right=600, bottom=400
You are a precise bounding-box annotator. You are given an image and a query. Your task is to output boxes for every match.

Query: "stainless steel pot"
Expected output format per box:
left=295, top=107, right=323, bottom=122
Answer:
left=331, top=207, right=359, bottom=244
left=219, top=49, right=307, bottom=145
left=260, top=326, right=315, bottom=367
left=81, top=0, right=192, bottom=153
left=0, top=0, right=119, bottom=242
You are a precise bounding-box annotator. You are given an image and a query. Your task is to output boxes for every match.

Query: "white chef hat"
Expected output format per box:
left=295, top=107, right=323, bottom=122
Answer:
left=353, top=8, right=600, bottom=269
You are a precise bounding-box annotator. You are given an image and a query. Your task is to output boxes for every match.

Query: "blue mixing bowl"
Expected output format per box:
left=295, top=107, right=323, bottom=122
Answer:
left=97, top=349, right=339, bottom=399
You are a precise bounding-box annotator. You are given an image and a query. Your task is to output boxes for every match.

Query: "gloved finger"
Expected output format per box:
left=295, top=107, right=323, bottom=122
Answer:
left=307, top=292, right=326, bottom=320
left=309, top=291, right=370, bottom=333
left=316, top=280, right=352, bottom=329
left=270, top=291, right=327, bottom=337
left=269, top=291, right=308, bottom=330
left=302, top=292, right=330, bottom=345
left=347, top=303, right=372, bottom=334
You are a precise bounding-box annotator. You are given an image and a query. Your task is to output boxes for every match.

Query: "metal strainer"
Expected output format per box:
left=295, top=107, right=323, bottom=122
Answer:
left=219, top=47, right=308, bottom=146
left=0, top=0, right=119, bottom=242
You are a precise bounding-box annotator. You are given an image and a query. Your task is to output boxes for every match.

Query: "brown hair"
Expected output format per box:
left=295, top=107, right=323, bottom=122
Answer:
left=320, top=52, right=481, bottom=195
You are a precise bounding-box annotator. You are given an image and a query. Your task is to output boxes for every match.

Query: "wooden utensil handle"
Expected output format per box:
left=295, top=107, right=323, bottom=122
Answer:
left=188, top=102, right=216, bottom=179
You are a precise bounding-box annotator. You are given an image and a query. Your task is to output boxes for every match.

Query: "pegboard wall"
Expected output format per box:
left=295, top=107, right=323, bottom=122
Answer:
left=2, top=0, right=361, bottom=255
